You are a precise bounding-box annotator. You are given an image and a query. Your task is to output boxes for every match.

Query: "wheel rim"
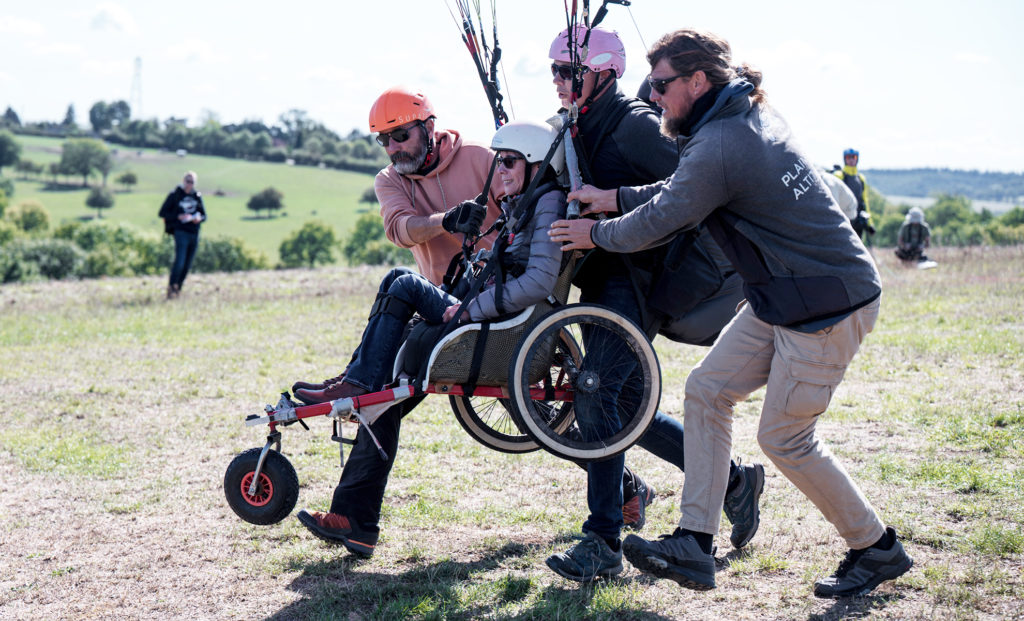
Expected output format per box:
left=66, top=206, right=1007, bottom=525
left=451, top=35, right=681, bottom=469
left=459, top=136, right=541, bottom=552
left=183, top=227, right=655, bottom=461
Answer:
left=240, top=471, right=273, bottom=507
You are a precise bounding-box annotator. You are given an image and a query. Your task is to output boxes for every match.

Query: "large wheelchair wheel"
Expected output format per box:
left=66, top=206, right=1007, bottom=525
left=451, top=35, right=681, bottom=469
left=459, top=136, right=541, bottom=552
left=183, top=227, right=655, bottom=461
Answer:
left=451, top=326, right=579, bottom=454
left=224, top=448, right=299, bottom=525
left=509, top=303, right=660, bottom=462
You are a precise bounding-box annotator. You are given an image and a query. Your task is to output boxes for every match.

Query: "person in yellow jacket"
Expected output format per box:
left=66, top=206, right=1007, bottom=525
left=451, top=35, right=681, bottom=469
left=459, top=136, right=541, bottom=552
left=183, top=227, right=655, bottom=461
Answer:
left=835, top=148, right=874, bottom=240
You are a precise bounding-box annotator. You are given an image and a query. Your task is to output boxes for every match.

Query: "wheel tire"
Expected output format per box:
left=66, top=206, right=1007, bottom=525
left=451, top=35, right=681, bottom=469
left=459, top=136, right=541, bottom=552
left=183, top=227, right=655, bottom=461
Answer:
left=509, top=303, right=660, bottom=462
left=224, top=447, right=299, bottom=525
left=451, top=395, right=540, bottom=454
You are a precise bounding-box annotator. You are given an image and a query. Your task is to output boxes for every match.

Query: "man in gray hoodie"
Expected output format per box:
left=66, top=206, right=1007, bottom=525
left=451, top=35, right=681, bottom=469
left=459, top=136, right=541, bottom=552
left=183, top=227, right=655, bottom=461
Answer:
left=550, top=28, right=912, bottom=598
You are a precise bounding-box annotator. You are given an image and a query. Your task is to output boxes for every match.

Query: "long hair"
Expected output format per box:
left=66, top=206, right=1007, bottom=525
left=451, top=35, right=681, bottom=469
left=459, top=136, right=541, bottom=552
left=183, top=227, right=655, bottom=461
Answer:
left=647, top=29, right=767, bottom=105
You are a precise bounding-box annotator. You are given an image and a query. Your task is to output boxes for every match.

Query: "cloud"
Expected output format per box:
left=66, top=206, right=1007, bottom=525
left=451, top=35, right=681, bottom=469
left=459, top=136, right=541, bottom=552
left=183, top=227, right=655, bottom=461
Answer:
left=90, top=3, right=140, bottom=36
left=28, top=41, right=84, bottom=56
left=82, top=58, right=130, bottom=78
left=300, top=65, right=357, bottom=84
left=0, top=15, right=46, bottom=36
left=954, top=52, right=992, bottom=64
left=160, top=39, right=229, bottom=65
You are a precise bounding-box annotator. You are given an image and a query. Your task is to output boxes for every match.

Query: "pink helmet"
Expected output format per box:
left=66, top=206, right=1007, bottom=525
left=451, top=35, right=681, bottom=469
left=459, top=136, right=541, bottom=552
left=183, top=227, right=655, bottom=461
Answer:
left=549, top=26, right=625, bottom=78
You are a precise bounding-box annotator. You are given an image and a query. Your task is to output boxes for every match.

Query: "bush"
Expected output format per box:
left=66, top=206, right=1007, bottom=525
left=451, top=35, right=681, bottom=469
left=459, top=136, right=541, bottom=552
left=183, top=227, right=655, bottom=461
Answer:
left=0, top=219, right=18, bottom=246
left=0, top=178, right=14, bottom=200
left=279, top=220, right=339, bottom=268
left=343, top=211, right=413, bottom=267
left=192, top=236, right=270, bottom=273
left=5, top=200, right=50, bottom=234
left=0, top=238, right=84, bottom=282
left=54, top=220, right=170, bottom=277
left=0, top=186, right=8, bottom=218
left=85, top=187, right=115, bottom=218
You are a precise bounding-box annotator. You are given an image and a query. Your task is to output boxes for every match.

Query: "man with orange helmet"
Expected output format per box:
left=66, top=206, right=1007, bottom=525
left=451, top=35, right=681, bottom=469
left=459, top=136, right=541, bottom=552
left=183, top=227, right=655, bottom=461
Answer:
left=292, top=87, right=658, bottom=556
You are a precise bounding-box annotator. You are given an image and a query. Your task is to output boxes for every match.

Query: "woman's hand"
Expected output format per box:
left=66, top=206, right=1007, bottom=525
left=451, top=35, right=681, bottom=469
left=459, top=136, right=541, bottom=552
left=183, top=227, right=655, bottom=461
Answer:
left=567, top=184, right=618, bottom=216
left=548, top=218, right=596, bottom=250
left=443, top=304, right=468, bottom=323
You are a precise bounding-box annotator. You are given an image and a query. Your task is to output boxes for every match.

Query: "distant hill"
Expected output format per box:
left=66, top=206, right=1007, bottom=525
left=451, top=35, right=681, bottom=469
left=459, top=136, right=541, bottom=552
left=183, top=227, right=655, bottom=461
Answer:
left=863, top=168, right=1024, bottom=205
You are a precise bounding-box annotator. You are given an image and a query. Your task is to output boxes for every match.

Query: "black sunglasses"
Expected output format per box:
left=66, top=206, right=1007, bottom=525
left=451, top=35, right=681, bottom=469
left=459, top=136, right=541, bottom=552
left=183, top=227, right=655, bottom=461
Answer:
left=496, top=155, right=524, bottom=169
left=550, top=63, right=588, bottom=81
left=647, top=73, right=689, bottom=95
left=375, top=125, right=416, bottom=147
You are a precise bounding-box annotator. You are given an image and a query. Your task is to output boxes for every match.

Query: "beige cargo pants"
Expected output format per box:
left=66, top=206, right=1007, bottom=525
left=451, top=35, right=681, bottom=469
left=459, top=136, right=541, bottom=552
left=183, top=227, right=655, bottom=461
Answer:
left=679, top=297, right=886, bottom=549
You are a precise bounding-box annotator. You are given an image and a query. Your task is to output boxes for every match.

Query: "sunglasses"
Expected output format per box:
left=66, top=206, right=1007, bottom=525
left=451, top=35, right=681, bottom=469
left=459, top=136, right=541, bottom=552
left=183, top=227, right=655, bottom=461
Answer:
left=496, top=155, right=524, bottom=169
left=375, top=126, right=415, bottom=147
left=647, top=73, right=688, bottom=95
left=550, top=63, right=588, bottom=81
left=184, top=178, right=195, bottom=184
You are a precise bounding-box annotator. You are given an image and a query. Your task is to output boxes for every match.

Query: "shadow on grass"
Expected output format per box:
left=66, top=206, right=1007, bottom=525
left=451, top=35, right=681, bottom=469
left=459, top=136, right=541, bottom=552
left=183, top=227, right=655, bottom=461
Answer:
left=808, top=591, right=909, bottom=621
left=266, top=538, right=676, bottom=621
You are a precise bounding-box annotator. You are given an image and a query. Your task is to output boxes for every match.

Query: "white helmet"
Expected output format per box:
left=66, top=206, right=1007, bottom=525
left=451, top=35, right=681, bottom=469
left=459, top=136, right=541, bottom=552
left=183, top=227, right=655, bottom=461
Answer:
left=908, top=206, right=924, bottom=224
left=490, top=120, right=565, bottom=176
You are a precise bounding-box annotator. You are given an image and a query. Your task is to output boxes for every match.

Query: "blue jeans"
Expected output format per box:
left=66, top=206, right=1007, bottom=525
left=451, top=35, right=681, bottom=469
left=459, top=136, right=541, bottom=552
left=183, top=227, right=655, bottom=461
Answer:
left=579, top=274, right=689, bottom=541
left=345, top=269, right=458, bottom=392
left=169, top=229, right=199, bottom=287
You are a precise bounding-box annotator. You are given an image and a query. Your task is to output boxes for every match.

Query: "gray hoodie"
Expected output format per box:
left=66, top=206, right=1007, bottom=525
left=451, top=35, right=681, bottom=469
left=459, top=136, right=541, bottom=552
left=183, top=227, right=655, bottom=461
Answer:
left=591, top=80, right=881, bottom=327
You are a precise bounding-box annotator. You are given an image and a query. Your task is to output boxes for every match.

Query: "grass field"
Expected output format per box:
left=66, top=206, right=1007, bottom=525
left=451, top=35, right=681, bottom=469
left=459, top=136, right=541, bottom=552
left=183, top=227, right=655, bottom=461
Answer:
left=0, top=246, right=1022, bottom=620
left=3, top=135, right=379, bottom=262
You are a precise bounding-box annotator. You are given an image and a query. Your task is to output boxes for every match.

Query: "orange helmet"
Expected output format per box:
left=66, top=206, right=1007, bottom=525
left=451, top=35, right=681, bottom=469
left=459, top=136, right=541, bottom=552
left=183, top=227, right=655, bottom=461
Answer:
left=368, top=87, right=435, bottom=133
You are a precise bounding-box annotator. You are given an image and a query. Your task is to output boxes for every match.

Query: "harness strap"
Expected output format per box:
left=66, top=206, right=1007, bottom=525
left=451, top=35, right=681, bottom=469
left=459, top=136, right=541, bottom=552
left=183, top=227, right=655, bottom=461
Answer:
left=464, top=322, right=490, bottom=397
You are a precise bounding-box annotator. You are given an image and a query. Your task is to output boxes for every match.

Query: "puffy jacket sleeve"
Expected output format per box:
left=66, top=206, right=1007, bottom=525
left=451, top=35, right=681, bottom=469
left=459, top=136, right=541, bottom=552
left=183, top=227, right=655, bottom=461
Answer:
left=594, top=126, right=728, bottom=253
left=467, top=190, right=566, bottom=321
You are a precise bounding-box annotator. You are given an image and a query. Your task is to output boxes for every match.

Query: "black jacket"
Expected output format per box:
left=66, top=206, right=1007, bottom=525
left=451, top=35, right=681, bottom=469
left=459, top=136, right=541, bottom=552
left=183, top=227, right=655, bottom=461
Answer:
left=158, top=186, right=206, bottom=234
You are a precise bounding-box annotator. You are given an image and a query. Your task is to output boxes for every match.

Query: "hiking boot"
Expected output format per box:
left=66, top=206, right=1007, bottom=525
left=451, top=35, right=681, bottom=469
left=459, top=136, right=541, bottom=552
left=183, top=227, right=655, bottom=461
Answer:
left=296, top=509, right=377, bottom=557
left=623, top=476, right=656, bottom=531
left=723, top=460, right=765, bottom=548
left=622, top=529, right=716, bottom=590
left=291, top=372, right=346, bottom=394
left=294, top=380, right=367, bottom=405
left=545, top=531, right=623, bottom=582
left=813, top=527, right=913, bottom=598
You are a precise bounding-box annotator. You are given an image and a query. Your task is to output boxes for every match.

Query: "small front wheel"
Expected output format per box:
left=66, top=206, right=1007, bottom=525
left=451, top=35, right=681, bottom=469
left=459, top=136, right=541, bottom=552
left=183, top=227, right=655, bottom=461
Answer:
left=224, top=447, right=299, bottom=525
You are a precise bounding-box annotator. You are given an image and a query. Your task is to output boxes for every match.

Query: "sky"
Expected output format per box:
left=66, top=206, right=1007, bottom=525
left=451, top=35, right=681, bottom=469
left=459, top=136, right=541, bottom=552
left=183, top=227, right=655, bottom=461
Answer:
left=2, top=0, right=1022, bottom=172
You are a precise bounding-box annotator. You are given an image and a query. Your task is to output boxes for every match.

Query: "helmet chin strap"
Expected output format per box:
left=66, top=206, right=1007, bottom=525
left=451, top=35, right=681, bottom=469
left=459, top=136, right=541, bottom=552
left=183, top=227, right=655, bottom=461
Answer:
left=575, top=73, right=616, bottom=113
left=416, top=121, right=437, bottom=172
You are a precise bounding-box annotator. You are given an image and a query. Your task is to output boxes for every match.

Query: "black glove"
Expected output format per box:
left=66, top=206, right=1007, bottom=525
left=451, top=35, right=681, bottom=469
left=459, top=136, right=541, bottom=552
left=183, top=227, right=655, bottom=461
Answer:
left=442, top=200, right=486, bottom=236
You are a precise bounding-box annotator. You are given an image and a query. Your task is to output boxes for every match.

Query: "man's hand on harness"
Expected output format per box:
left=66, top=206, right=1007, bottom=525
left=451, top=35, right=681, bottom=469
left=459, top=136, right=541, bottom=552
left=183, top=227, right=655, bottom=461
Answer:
left=442, top=200, right=487, bottom=236
left=549, top=184, right=619, bottom=251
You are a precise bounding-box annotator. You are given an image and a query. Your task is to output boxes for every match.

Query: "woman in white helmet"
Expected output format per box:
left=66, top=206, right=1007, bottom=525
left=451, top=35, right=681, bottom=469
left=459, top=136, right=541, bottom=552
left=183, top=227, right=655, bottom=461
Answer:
left=293, top=119, right=567, bottom=405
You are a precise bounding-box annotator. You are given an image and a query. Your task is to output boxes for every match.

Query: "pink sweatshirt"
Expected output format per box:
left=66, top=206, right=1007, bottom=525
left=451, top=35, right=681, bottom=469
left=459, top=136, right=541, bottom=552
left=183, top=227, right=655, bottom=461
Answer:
left=375, top=129, right=502, bottom=285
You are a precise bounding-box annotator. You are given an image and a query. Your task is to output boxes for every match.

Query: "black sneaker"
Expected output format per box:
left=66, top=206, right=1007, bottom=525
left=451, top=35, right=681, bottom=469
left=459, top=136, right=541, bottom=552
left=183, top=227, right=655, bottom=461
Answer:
left=723, top=460, right=765, bottom=548
left=545, top=531, right=624, bottom=582
left=813, top=527, right=913, bottom=598
left=623, top=476, right=656, bottom=531
left=296, top=509, right=377, bottom=557
left=623, top=530, right=716, bottom=590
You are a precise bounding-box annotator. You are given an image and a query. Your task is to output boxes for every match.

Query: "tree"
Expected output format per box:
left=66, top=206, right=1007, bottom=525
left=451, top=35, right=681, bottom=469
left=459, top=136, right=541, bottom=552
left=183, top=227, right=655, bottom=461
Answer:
left=246, top=187, right=284, bottom=218
left=2, top=107, right=21, bottom=128
left=0, top=130, right=22, bottom=175
left=96, top=151, right=114, bottom=187
left=343, top=212, right=412, bottom=266
left=116, top=171, right=138, bottom=192
left=85, top=187, right=115, bottom=219
left=59, top=138, right=110, bottom=186
left=279, top=220, right=338, bottom=268
left=15, top=159, right=41, bottom=179
left=62, top=104, right=77, bottom=129
left=89, top=101, right=110, bottom=132
left=360, top=187, right=379, bottom=206
left=109, top=100, right=131, bottom=127
left=927, top=194, right=976, bottom=228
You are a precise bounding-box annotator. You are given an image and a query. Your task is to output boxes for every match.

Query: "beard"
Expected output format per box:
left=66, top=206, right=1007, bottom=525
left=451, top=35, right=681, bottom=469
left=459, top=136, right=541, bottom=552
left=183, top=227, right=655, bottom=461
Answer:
left=391, top=138, right=429, bottom=175
left=660, top=113, right=688, bottom=140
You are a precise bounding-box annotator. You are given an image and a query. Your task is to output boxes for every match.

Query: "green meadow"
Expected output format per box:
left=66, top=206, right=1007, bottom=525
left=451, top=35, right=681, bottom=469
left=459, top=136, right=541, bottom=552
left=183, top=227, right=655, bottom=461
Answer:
left=0, top=246, right=1021, bottom=619
left=7, top=135, right=379, bottom=262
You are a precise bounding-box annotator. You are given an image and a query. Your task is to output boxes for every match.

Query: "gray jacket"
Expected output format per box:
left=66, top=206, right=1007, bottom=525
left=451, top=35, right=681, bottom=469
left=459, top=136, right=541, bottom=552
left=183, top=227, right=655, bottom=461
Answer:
left=466, top=187, right=566, bottom=321
left=592, top=80, right=881, bottom=327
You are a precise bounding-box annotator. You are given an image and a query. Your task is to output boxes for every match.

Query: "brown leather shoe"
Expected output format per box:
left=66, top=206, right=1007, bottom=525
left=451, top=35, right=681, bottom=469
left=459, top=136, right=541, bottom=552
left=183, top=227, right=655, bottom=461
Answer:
left=291, top=372, right=346, bottom=393
left=294, top=380, right=367, bottom=405
left=296, top=509, right=377, bottom=557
